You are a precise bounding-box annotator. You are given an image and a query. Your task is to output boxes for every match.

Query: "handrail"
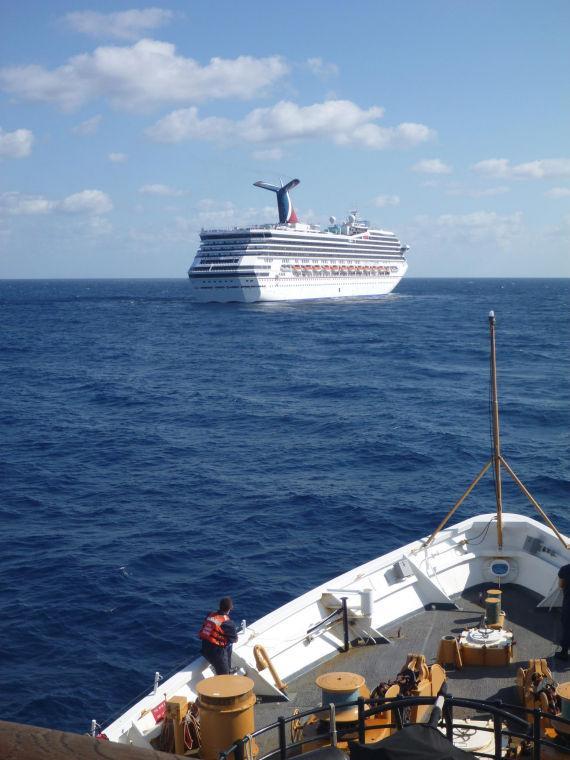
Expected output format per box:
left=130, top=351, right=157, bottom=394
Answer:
left=219, top=695, right=570, bottom=760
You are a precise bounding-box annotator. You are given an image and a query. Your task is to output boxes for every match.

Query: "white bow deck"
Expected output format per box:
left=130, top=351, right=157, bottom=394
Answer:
left=104, top=512, right=569, bottom=747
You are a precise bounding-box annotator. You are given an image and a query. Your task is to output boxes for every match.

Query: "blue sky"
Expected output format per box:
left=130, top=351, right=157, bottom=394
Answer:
left=1, top=1, right=569, bottom=277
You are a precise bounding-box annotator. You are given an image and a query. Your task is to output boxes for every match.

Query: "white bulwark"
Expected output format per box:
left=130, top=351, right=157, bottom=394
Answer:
left=101, top=512, right=568, bottom=747
left=188, top=180, right=409, bottom=303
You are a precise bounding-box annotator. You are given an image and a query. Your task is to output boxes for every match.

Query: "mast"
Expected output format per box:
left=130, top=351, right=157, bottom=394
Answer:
left=489, top=311, right=504, bottom=549
left=422, top=311, right=569, bottom=552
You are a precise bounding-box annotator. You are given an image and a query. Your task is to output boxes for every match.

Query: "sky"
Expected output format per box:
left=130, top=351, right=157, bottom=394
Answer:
left=0, top=0, right=569, bottom=278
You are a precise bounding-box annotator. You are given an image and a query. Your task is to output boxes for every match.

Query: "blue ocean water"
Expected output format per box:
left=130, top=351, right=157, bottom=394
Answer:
left=0, top=278, right=569, bottom=734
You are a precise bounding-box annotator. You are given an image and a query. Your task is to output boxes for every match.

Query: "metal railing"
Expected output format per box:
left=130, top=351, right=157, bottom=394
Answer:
left=219, top=695, right=570, bottom=760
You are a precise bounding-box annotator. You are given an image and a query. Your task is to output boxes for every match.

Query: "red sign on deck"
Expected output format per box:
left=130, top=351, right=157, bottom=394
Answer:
left=152, top=700, right=166, bottom=723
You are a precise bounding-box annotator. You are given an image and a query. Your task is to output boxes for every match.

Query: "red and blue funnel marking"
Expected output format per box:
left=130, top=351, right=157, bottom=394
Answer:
left=254, top=179, right=300, bottom=224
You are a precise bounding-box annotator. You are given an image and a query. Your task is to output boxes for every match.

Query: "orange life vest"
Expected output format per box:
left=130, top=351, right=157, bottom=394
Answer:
left=198, top=612, right=229, bottom=647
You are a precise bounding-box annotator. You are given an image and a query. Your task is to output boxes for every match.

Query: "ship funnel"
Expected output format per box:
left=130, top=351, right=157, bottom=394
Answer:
left=253, top=178, right=300, bottom=224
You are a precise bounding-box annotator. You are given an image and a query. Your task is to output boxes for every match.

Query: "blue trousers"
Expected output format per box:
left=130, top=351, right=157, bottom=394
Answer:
left=201, top=641, right=232, bottom=675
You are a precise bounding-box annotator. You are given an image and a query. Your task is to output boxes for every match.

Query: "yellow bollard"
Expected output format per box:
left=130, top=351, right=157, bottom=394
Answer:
left=196, top=675, right=257, bottom=760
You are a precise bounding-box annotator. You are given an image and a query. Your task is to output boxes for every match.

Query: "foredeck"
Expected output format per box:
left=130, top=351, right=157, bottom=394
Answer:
left=253, top=584, right=567, bottom=755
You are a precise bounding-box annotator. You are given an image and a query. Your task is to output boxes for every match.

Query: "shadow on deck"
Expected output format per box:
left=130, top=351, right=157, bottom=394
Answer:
left=253, top=584, right=568, bottom=754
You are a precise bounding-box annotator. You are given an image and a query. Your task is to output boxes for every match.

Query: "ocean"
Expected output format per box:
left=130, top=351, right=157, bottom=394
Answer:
left=1, top=277, right=568, bottom=734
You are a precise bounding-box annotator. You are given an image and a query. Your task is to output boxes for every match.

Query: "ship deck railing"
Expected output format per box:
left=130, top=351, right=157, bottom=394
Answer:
left=220, top=695, right=570, bottom=760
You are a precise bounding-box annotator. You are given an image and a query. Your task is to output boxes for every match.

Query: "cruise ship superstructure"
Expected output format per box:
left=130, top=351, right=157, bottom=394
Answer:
left=188, top=179, right=408, bottom=302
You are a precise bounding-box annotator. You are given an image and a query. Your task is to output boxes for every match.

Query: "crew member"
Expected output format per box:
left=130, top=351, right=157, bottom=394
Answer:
left=556, top=565, right=570, bottom=660
left=198, top=597, right=238, bottom=675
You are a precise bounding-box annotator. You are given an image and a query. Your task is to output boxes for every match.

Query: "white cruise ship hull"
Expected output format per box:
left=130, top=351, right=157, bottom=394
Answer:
left=190, top=266, right=407, bottom=303
left=188, top=215, right=409, bottom=304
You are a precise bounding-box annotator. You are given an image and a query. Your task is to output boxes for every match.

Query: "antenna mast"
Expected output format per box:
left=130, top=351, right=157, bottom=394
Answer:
left=489, top=311, right=504, bottom=548
left=422, top=312, right=569, bottom=551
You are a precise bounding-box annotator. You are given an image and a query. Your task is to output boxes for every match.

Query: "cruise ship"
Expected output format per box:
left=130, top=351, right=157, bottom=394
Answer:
left=188, top=179, right=409, bottom=302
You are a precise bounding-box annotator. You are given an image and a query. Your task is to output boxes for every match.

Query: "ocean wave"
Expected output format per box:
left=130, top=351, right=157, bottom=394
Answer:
left=0, top=277, right=568, bottom=733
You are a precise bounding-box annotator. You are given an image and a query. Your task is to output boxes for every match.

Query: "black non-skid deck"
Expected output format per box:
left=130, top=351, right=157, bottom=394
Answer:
left=252, top=584, right=568, bottom=755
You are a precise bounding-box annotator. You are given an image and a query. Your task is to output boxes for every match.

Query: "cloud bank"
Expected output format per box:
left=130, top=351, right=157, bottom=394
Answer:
left=306, top=57, right=339, bottom=78
left=0, top=40, right=289, bottom=111
left=139, top=183, right=185, bottom=196
left=62, top=8, right=174, bottom=40
left=72, top=114, right=102, bottom=136
left=412, top=158, right=452, bottom=174
left=147, top=99, right=435, bottom=150
left=0, top=127, right=34, bottom=158
left=472, top=158, right=570, bottom=179
left=373, top=194, right=400, bottom=207
left=1, top=189, right=113, bottom=215
left=252, top=147, right=284, bottom=161
left=545, top=187, right=570, bottom=198
left=414, top=210, right=523, bottom=249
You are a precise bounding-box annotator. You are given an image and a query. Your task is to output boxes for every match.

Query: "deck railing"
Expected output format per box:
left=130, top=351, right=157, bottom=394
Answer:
left=219, top=695, right=570, bottom=760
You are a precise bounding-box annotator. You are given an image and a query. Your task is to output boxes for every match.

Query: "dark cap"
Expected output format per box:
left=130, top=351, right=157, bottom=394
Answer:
left=219, top=596, right=233, bottom=613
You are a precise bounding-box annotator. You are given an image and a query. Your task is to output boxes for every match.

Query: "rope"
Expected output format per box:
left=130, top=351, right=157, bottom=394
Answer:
left=290, top=708, right=304, bottom=744
left=243, top=733, right=254, bottom=760
left=184, top=703, right=201, bottom=751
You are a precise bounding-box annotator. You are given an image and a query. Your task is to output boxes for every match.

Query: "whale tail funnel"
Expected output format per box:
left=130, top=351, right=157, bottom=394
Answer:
left=254, top=178, right=300, bottom=224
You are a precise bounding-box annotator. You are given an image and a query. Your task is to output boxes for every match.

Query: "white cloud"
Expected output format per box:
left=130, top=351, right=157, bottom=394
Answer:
left=1, top=189, right=112, bottom=216
left=128, top=202, right=277, bottom=245
left=108, top=152, right=127, bottom=162
left=373, top=194, right=400, bottom=208
left=545, top=213, right=570, bottom=241
left=412, top=158, right=452, bottom=174
left=196, top=199, right=277, bottom=227
left=148, top=99, right=435, bottom=150
left=413, top=210, right=523, bottom=249
left=252, top=147, right=283, bottom=161
left=545, top=187, right=570, bottom=199
left=72, top=114, right=102, bottom=135
left=0, top=40, right=289, bottom=111
left=472, top=158, right=570, bottom=179
left=0, top=127, right=34, bottom=158
left=60, top=190, right=113, bottom=215
left=139, top=183, right=185, bottom=196
left=62, top=8, right=174, bottom=40
left=0, top=192, right=54, bottom=215
left=471, top=159, right=510, bottom=178
left=306, top=57, right=339, bottom=78
left=446, top=185, right=510, bottom=198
